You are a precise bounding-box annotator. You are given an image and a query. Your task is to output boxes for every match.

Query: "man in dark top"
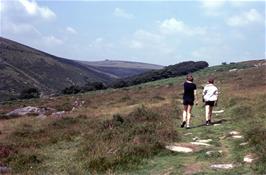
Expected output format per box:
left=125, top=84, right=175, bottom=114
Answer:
left=181, top=74, right=198, bottom=129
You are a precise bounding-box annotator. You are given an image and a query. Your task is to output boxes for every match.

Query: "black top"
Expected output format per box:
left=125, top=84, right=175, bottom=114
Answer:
left=183, top=81, right=197, bottom=101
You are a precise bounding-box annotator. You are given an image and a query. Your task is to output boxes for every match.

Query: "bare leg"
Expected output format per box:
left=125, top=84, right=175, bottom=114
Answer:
left=205, top=105, right=210, bottom=121
left=183, top=105, right=188, bottom=122
left=187, top=105, right=192, bottom=127
left=209, top=106, right=213, bottom=122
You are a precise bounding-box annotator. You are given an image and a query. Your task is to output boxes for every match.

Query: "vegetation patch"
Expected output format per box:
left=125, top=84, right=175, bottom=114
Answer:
left=78, top=106, right=179, bottom=173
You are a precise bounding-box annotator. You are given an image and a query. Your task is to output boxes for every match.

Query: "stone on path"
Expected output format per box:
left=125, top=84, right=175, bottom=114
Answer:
left=240, top=142, right=248, bottom=146
left=210, top=164, right=234, bottom=169
left=214, top=124, right=221, bottom=126
left=229, top=131, right=240, bottom=135
left=206, top=150, right=223, bottom=155
left=212, top=110, right=224, bottom=114
left=190, top=142, right=211, bottom=146
left=244, top=154, right=257, bottom=163
left=197, top=139, right=212, bottom=143
left=165, top=143, right=202, bottom=153
left=232, top=135, right=243, bottom=139
left=165, top=145, right=193, bottom=153
left=192, top=137, right=199, bottom=141
left=184, top=132, right=193, bottom=136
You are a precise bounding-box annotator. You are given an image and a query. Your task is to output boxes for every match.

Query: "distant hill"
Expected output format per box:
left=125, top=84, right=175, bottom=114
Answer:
left=78, top=60, right=164, bottom=78
left=0, top=37, right=116, bottom=101
left=112, top=61, right=209, bottom=88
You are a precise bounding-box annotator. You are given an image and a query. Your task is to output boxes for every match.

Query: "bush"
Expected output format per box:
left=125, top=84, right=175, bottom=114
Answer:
left=62, top=85, right=81, bottom=94
left=79, top=106, right=179, bottom=172
left=244, top=122, right=266, bottom=174
left=19, top=88, right=40, bottom=99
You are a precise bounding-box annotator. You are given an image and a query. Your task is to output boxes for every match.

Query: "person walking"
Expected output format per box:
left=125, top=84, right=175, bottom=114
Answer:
left=181, top=74, right=198, bottom=129
left=203, top=77, right=218, bottom=125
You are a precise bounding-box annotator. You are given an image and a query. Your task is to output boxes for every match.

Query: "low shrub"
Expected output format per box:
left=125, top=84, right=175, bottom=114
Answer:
left=19, top=88, right=40, bottom=99
left=244, top=121, right=266, bottom=174
left=78, top=106, right=179, bottom=173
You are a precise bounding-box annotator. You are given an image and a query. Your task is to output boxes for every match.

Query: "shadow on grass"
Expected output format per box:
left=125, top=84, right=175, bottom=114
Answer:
left=189, top=119, right=229, bottom=129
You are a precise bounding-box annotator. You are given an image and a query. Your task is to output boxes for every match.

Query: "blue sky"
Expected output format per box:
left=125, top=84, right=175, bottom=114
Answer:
left=1, top=0, right=265, bottom=66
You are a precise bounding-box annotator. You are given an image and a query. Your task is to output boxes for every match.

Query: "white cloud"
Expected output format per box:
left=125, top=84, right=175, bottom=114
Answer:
left=129, top=40, right=143, bottom=49
left=43, top=35, right=63, bottom=46
left=200, top=0, right=225, bottom=16
left=18, top=0, right=56, bottom=20
left=201, top=0, right=225, bottom=9
left=113, top=8, right=134, bottom=19
left=227, top=9, right=263, bottom=27
left=159, top=18, right=207, bottom=36
left=66, top=26, right=77, bottom=34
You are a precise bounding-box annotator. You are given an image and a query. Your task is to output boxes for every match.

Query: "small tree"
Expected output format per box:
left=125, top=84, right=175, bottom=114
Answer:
left=62, top=85, right=81, bottom=94
left=19, top=88, right=40, bottom=99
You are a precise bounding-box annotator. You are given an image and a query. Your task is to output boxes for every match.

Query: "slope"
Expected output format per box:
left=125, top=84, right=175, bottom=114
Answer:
left=0, top=37, right=115, bottom=101
left=0, top=60, right=265, bottom=174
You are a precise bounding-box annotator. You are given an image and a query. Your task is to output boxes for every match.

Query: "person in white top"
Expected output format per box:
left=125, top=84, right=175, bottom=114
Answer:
left=203, top=77, right=218, bottom=125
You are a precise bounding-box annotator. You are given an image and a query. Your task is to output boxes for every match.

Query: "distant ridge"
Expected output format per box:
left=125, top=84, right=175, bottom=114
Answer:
left=78, top=60, right=164, bottom=78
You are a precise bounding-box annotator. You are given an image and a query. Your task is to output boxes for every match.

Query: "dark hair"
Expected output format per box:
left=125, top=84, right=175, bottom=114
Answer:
left=186, top=74, right=193, bottom=82
left=208, top=77, right=214, bottom=84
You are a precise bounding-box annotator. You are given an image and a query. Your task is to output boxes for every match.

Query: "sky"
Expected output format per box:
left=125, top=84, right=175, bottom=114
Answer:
left=0, top=0, right=265, bottom=66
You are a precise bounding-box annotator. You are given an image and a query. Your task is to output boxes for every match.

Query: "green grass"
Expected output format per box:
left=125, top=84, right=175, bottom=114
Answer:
left=0, top=61, right=265, bottom=174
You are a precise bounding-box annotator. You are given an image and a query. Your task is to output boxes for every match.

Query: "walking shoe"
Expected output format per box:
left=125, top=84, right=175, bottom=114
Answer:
left=208, top=120, right=212, bottom=125
left=206, top=120, right=209, bottom=126
left=186, top=126, right=191, bottom=129
left=181, top=121, right=186, bottom=128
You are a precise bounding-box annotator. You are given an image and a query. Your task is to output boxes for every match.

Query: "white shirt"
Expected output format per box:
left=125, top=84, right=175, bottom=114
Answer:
left=203, top=84, right=218, bottom=101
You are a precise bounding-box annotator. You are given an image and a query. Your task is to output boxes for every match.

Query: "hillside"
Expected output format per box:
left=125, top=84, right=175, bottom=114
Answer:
left=112, top=61, right=209, bottom=87
left=79, top=60, right=164, bottom=78
left=0, top=59, right=265, bottom=174
left=0, top=37, right=116, bottom=101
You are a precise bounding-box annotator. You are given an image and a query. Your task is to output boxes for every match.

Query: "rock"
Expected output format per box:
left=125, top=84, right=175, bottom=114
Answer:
left=36, top=114, right=47, bottom=119
left=165, top=145, right=193, bottom=153
left=0, top=166, right=11, bottom=174
left=232, top=135, right=243, bottom=139
left=244, top=154, right=257, bottom=163
left=210, top=164, right=234, bottom=169
left=184, top=132, right=193, bottom=136
left=240, top=142, right=248, bottom=146
left=212, top=110, right=224, bottom=114
left=6, top=106, right=56, bottom=117
left=51, top=111, right=65, bottom=118
left=192, top=137, right=199, bottom=141
left=214, top=124, right=221, bottom=126
left=197, top=139, right=212, bottom=143
left=206, top=150, right=223, bottom=155
left=6, top=106, right=40, bottom=117
left=229, top=68, right=238, bottom=72
left=229, top=131, right=240, bottom=135
left=190, top=142, right=211, bottom=146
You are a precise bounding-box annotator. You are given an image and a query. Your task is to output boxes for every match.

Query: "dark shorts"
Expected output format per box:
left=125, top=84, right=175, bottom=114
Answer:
left=183, top=100, right=194, bottom=106
left=205, top=101, right=215, bottom=106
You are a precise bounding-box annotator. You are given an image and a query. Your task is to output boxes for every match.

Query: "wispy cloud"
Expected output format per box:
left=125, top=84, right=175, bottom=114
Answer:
left=159, top=18, right=207, bottom=36
left=113, top=8, right=134, bottom=19
left=66, top=26, right=77, bottom=34
left=18, top=0, right=56, bottom=20
left=226, top=9, right=264, bottom=27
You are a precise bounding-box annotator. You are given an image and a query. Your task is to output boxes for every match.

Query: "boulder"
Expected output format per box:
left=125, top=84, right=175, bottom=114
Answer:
left=6, top=106, right=56, bottom=118
left=210, top=164, right=234, bottom=169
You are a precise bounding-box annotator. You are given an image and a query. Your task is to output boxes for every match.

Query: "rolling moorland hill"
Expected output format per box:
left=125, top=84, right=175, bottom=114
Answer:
left=79, top=60, right=164, bottom=78
left=0, top=37, right=163, bottom=101
left=0, top=59, right=265, bottom=174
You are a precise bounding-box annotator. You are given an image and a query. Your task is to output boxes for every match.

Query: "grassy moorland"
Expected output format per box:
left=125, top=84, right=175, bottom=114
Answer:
left=0, top=60, right=265, bottom=174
